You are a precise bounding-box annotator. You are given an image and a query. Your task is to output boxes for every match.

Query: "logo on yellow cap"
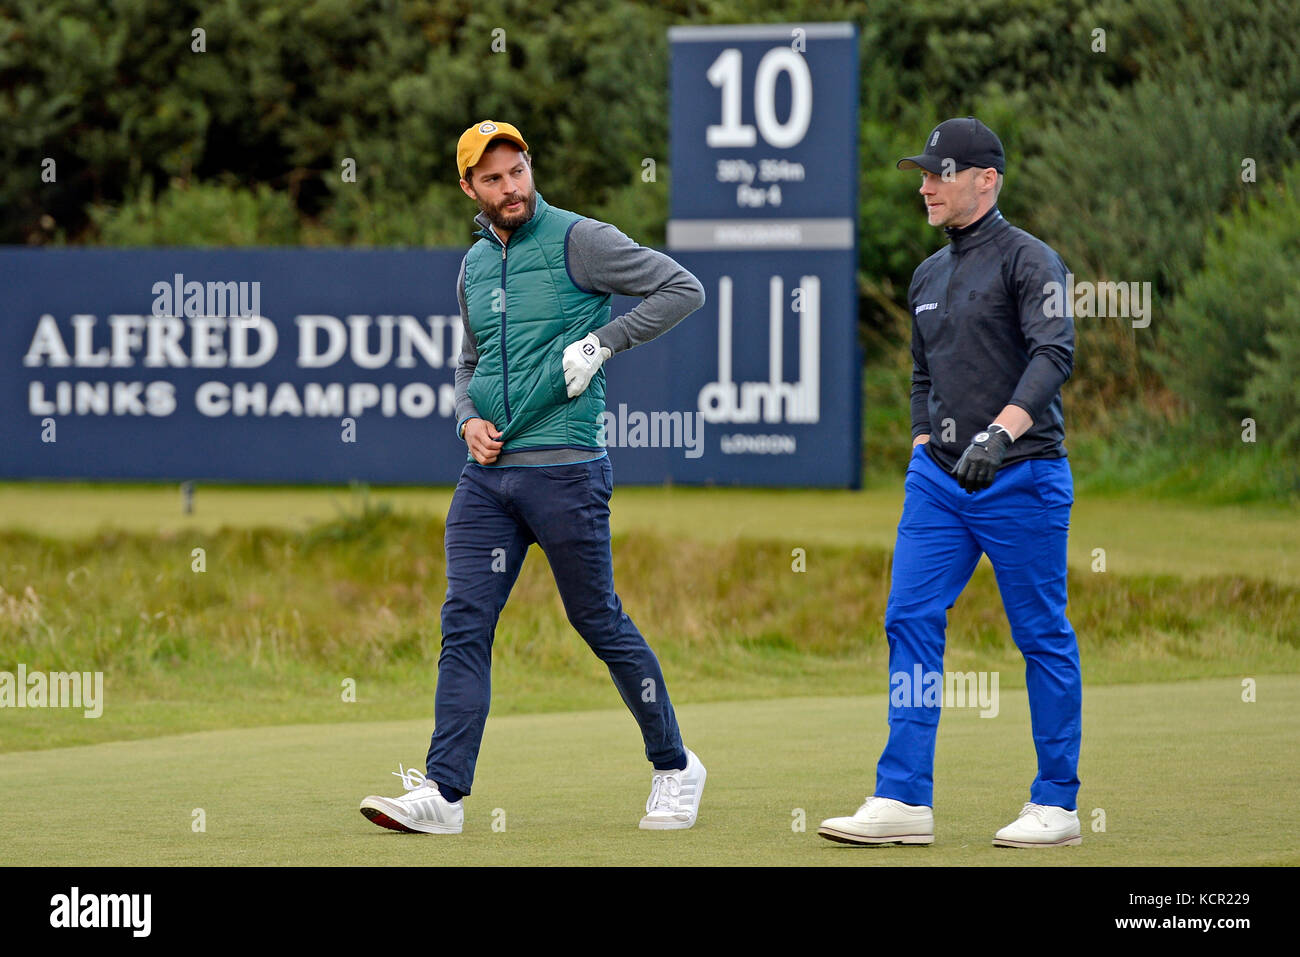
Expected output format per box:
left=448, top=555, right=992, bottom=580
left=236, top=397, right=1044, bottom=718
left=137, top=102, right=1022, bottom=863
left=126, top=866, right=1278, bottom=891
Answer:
left=457, top=120, right=529, bottom=179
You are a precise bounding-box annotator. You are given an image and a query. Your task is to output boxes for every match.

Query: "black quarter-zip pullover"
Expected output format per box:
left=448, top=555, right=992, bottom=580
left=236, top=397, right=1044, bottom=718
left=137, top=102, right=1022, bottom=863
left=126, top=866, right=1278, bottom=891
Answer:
left=908, top=206, right=1075, bottom=473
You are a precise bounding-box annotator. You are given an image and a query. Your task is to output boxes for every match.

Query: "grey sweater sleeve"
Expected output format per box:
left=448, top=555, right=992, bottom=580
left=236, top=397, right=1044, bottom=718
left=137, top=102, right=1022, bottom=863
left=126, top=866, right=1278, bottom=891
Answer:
left=453, top=254, right=482, bottom=437
left=566, top=219, right=706, bottom=354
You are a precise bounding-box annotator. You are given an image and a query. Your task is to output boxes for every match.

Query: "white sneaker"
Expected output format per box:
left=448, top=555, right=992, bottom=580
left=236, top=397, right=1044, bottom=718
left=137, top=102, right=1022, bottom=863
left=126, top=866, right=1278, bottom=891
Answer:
left=639, top=749, right=706, bottom=830
left=818, top=796, right=934, bottom=845
left=359, top=765, right=464, bottom=834
left=992, top=802, right=1081, bottom=847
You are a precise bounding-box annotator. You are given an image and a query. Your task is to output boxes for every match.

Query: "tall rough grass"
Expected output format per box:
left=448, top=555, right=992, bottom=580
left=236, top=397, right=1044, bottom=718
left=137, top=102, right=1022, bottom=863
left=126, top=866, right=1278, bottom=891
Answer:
left=2, top=509, right=1295, bottom=682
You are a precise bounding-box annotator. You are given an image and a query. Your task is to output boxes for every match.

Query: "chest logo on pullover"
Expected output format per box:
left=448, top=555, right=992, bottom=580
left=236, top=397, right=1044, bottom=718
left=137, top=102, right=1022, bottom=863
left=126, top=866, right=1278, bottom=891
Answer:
left=915, top=302, right=939, bottom=314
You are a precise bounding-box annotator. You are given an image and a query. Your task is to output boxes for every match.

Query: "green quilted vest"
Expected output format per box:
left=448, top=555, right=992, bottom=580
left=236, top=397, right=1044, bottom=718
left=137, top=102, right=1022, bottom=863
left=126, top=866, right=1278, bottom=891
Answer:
left=463, top=192, right=611, bottom=453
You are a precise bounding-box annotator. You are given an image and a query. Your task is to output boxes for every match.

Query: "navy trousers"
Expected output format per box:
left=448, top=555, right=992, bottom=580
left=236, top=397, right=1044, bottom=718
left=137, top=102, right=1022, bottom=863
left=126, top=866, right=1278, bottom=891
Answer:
left=875, top=444, right=1082, bottom=809
left=425, top=455, right=685, bottom=795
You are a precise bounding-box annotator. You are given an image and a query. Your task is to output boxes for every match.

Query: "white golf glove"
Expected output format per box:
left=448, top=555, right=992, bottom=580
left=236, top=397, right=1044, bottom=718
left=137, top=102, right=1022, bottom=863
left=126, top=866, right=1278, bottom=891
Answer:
left=562, top=332, right=612, bottom=398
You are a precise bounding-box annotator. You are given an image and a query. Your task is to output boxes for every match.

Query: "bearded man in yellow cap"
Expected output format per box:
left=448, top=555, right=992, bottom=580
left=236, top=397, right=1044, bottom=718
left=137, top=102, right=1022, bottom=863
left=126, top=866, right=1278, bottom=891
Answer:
left=360, top=121, right=708, bottom=835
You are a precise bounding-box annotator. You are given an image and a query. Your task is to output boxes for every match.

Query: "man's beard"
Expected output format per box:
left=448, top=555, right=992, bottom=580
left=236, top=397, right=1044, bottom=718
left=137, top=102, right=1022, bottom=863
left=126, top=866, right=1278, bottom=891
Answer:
left=478, top=189, right=536, bottom=231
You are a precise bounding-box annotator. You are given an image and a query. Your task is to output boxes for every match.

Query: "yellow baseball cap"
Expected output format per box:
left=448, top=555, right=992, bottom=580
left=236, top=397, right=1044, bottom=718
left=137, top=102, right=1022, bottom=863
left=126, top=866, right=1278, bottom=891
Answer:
left=457, top=120, right=529, bottom=179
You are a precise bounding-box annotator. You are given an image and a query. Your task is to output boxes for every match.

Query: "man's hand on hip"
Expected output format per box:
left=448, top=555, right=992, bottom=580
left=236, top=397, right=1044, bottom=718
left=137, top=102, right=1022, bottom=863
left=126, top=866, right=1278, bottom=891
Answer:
left=562, top=332, right=612, bottom=398
left=463, top=418, right=503, bottom=465
left=952, top=424, right=1013, bottom=493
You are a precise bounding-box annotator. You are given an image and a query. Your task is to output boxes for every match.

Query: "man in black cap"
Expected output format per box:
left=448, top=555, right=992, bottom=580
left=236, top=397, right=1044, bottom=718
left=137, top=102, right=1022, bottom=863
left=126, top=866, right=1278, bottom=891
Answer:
left=819, top=117, right=1083, bottom=848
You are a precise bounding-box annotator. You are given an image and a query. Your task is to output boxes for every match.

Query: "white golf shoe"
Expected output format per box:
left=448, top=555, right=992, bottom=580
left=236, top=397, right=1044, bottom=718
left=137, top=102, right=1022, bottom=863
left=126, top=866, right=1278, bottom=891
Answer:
left=359, top=765, right=464, bottom=834
left=992, top=802, right=1081, bottom=847
left=818, top=796, right=935, bottom=845
left=639, top=749, right=706, bottom=830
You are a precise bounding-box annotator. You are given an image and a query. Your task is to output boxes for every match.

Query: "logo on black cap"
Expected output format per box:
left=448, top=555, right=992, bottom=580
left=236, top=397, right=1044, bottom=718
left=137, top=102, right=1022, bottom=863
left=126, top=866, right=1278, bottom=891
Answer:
left=898, top=117, right=1005, bottom=175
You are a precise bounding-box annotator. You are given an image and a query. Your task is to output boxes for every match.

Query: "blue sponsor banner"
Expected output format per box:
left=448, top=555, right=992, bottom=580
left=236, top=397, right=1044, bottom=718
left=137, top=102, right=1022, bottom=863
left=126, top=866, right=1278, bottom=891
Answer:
left=662, top=21, right=861, bottom=483
left=0, top=246, right=858, bottom=486
left=1, top=248, right=466, bottom=484
left=668, top=23, right=858, bottom=234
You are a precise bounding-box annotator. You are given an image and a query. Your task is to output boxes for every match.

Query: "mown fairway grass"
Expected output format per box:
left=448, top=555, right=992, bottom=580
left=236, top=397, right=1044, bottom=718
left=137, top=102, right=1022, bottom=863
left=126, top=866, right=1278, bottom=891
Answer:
left=2, top=678, right=1296, bottom=866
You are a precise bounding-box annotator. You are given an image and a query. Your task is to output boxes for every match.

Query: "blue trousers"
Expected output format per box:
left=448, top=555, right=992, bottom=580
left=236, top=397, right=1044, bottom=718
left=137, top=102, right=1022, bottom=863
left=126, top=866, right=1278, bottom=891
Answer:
left=425, top=456, right=685, bottom=795
left=875, top=444, right=1082, bottom=810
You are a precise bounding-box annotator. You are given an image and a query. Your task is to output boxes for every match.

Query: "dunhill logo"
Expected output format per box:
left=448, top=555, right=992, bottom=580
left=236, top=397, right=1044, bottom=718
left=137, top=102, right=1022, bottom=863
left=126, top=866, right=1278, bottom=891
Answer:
left=698, top=274, right=820, bottom=425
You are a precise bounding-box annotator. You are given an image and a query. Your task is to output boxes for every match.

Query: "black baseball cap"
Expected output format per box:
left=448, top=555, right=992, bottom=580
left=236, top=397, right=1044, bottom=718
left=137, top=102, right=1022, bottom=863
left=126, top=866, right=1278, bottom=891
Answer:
left=897, top=117, right=1005, bottom=175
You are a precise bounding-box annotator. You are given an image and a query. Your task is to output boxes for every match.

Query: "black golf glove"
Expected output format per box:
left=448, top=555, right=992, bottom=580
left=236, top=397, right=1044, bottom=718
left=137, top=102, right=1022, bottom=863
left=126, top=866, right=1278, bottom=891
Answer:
left=952, top=424, right=1014, bottom=493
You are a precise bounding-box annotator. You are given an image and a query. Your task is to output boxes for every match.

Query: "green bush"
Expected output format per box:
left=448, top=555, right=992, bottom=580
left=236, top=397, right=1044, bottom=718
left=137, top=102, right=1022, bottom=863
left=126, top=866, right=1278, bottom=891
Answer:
left=1240, top=289, right=1300, bottom=454
left=85, top=179, right=301, bottom=245
left=1021, top=77, right=1281, bottom=298
left=313, top=181, right=472, bottom=247
left=1156, top=164, right=1300, bottom=444
left=0, top=0, right=687, bottom=245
